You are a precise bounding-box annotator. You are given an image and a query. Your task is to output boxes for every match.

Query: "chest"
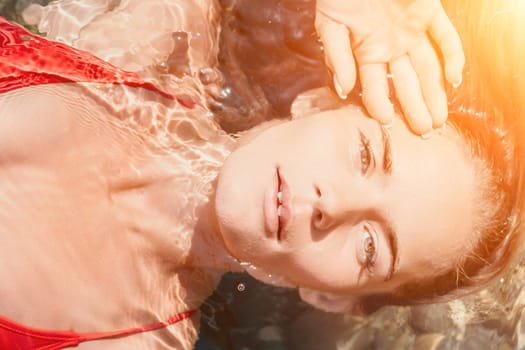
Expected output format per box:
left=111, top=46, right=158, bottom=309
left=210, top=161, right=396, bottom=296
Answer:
left=0, top=119, right=215, bottom=336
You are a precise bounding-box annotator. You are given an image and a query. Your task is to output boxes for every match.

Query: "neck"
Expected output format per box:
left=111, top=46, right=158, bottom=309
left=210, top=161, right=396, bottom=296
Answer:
left=186, top=193, right=243, bottom=272
left=94, top=81, right=245, bottom=273
left=117, top=130, right=242, bottom=273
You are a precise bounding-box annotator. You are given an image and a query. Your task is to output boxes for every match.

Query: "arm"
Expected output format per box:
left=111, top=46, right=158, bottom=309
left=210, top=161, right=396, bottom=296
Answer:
left=315, top=0, right=464, bottom=135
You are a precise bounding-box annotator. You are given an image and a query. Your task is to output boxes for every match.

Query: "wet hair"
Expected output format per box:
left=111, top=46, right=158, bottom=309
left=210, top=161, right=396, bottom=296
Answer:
left=216, top=0, right=525, bottom=313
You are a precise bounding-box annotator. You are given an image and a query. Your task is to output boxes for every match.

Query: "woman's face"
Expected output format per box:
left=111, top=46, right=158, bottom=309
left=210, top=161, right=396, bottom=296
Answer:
left=214, top=107, right=476, bottom=294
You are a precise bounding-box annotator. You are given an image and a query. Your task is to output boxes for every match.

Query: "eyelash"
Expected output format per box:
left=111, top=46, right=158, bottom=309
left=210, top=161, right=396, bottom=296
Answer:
left=359, top=131, right=372, bottom=175
left=362, top=225, right=377, bottom=273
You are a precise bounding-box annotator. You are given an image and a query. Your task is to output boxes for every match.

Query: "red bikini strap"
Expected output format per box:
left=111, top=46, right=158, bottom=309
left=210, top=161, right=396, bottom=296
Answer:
left=0, top=310, right=196, bottom=350
left=77, top=310, right=197, bottom=342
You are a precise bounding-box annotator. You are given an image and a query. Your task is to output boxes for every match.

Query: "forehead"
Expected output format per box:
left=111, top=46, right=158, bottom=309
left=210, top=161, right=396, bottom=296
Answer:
left=382, top=118, right=476, bottom=280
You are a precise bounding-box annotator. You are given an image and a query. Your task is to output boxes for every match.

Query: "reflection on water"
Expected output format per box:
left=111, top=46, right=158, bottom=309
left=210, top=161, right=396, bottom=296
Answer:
left=3, top=0, right=525, bottom=349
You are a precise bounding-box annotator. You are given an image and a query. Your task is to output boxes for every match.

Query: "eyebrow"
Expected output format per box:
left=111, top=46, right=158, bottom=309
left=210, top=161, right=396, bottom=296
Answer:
left=380, top=126, right=392, bottom=175
left=382, top=218, right=399, bottom=281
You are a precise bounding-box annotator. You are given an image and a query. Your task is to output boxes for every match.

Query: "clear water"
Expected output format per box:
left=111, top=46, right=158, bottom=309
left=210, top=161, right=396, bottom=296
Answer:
left=2, top=1, right=525, bottom=349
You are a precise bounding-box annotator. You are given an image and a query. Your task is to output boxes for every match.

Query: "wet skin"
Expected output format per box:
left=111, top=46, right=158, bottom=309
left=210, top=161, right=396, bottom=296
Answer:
left=214, top=106, right=476, bottom=294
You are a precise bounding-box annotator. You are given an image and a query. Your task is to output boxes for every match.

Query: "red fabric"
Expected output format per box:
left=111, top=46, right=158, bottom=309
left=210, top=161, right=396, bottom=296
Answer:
left=0, top=311, right=196, bottom=350
left=0, top=17, right=194, bottom=108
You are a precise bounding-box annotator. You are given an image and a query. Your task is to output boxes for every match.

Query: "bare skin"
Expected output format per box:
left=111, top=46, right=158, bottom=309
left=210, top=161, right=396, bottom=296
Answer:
left=0, top=84, right=239, bottom=349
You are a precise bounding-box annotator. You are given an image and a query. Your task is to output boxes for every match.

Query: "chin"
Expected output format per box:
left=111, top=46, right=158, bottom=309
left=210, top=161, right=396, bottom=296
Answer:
left=215, top=161, right=264, bottom=251
left=214, top=177, right=251, bottom=258
left=214, top=201, right=266, bottom=266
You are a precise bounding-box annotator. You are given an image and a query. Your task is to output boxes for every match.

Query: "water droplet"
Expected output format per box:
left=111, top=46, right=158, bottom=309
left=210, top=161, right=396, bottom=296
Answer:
left=237, top=283, right=246, bottom=292
left=239, top=261, right=258, bottom=271
left=219, top=86, right=232, bottom=99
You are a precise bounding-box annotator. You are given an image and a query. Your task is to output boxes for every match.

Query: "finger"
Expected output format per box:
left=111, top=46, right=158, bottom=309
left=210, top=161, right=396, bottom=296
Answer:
left=408, top=40, right=448, bottom=128
left=429, top=8, right=465, bottom=87
left=316, top=15, right=356, bottom=98
left=389, top=55, right=433, bottom=135
left=359, top=63, right=395, bottom=125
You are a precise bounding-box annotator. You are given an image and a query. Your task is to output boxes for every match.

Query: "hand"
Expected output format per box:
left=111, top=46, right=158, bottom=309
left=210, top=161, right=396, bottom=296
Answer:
left=315, top=0, right=464, bottom=135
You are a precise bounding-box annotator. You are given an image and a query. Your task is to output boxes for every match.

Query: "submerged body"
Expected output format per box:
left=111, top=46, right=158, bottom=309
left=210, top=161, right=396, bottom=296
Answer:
left=0, top=18, right=238, bottom=349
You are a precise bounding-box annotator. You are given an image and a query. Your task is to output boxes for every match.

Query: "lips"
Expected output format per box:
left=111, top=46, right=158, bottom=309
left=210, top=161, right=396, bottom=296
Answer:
left=276, top=167, right=292, bottom=240
left=264, top=167, right=291, bottom=241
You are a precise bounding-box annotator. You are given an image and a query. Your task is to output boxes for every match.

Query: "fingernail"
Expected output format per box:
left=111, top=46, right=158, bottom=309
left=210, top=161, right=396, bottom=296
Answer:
left=452, top=75, right=462, bottom=89
left=421, top=129, right=433, bottom=140
left=333, top=76, right=347, bottom=100
left=436, top=123, right=447, bottom=132
left=382, top=120, right=393, bottom=129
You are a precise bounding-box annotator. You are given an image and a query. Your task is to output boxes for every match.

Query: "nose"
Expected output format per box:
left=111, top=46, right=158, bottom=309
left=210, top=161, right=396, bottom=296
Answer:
left=312, top=182, right=341, bottom=231
left=311, top=181, right=369, bottom=232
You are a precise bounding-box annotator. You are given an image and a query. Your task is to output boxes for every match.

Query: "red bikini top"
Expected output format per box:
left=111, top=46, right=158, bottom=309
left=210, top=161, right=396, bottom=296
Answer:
left=0, top=16, right=194, bottom=108
left=0, top=17, right=197, bottom=349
